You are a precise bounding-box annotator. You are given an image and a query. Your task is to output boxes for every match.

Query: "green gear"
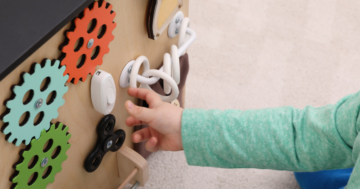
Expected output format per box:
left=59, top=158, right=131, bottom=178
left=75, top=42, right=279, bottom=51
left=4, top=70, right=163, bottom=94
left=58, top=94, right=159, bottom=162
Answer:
left=2, top=59, right=68, bottom=146
left=12, top=123, right=71, bottom=189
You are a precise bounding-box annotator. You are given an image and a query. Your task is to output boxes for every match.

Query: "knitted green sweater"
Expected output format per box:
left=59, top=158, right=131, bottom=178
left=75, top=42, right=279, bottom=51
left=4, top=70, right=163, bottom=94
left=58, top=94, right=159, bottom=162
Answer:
left=181, top=91, right=360, bottom=188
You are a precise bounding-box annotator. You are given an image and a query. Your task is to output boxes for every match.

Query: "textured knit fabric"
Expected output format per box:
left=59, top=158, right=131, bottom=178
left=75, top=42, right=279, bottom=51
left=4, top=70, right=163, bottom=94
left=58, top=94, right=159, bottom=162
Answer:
left=181, top=91, right=360, bottom=189
left=294, top=168, right=353, bottom=189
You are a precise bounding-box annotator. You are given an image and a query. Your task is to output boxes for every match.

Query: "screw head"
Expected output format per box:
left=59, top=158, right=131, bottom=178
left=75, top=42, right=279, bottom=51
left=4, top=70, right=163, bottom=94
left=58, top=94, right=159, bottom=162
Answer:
left=41, top=158, right=48, bottom=167
left=107, top=140, right=113, bottom=149
left=175, top=17, right=180, bottom=24
left=128, top=65, right=132, bottom=73
left=35, top=98, right=43, bottom=109
left=87, top=39, right=94, bottom=49
left=175, top=29, right=179, bottom=34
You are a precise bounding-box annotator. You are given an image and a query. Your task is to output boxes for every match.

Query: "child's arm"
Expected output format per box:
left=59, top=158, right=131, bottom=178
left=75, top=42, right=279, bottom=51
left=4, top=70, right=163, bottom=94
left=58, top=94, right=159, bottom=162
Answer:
left=125, top=88, right=360, bottom=172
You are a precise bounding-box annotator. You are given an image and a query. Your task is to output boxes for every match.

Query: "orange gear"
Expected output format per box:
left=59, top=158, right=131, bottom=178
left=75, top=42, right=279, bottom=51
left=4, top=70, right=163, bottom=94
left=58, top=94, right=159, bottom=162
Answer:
left=60, top=1, right=116, bottom=84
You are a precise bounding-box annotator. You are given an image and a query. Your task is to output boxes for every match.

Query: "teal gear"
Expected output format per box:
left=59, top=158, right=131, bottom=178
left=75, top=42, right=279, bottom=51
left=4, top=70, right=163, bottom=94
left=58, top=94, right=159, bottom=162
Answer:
left=11, top=123, right=71, bottom=189
left=2, top=59, right=68, bottom=146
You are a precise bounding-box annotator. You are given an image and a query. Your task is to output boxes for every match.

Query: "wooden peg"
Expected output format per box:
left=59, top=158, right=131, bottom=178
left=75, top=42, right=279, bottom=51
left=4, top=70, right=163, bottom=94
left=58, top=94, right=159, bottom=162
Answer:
left=117, top=145, right=149, bottom=189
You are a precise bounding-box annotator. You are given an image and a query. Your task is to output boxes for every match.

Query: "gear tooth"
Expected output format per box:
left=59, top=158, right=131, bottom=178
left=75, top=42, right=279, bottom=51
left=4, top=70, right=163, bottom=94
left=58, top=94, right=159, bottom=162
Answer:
left=12, top=174, right=19, bottom=183
left=3, top=125, right=10, bottom=134
left=53, top=60, right=61, bottom=67
left=64, top=75, right=69, bottom=83
left=34, top=132, right=41, bottom=140
left=67, top=76, right=73, bottom=83
left=7, top=134, right=14, bottom=143
left=66, top=134, right=71, bottom=142
left=60, top=65, right=66, bottom=73
left=107, top=4, right=113, bottom=10
left=63, top=125, right=69, bottom=132
left=45, top=124, right=51, bottom=132
left=15, top=139, right=22, bottom=146
left=34, top=63, right=41, bottom=71
left=13, top=85, right=21, bottom=94
left=84, top=7, right=90, bottom=15
left=60, top=99, right=65, bottom=106
left=25, top=138, right=31, bottom=145
left=45, top=59, right=52, bottom=67
left=52, top=111, right=59, bottom=119
left=23, top=72, right=31, bottom=81
left=73, top=78, right=79, bottom=84
left=2, top=115, right=7, bottom=122
left=94, top=1, right=99, bottom=8
left=66, top=31, right=75, bottom=39
left=111, top=11, right=116, bottom=19
left=6, top=101, right=14, bottom=109
left=74, top=18, right=81, bottom=25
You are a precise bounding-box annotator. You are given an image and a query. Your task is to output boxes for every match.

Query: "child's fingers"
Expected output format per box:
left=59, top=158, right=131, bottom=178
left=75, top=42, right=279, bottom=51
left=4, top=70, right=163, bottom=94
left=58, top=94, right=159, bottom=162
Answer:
left=132, top=127, right=151, bottom=143
left=145, top=137, right=159, bottom=152
left=125, top=100, right=156, bottom=123
left=125, top=116, right=146, bottom=127
left=127, top=88, right=162, bottom=108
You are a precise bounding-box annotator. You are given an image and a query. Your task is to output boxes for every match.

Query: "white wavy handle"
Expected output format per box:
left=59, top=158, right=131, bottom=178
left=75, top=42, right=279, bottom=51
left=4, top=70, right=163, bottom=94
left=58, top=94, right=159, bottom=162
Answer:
left=122, top=17, right=196, bottom=102
left=129, top=55, right=179, bottom=102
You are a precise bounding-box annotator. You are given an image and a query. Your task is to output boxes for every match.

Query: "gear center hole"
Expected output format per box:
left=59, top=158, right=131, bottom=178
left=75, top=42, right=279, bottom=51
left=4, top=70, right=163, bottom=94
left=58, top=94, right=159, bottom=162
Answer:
left=91, top=46, right=100, bottom=60
left=51, top=146, right=61, bottom=159
left=76, top=54, right=86, bottom=69
left=42, top=166, right=52, bottom=179
left=23, top=90, right=34, bottom=105
left=43, top=139, right=53, bottom=153
left=28, top=155, right=39, bottom=169
left=27, top=172, right=38, bottom=186
left=74, top=37, right=84, bottom=52
left=97, top=25, right=106, bottom=39
left=46, top=91, right=57, bottom=105
left=40, top=77, right=51, bottom=92
left=87, top=19, right=97, bottom=33
left=33, top=112, right=44, bottom=126
left=19, top=111, right=30, bottom=126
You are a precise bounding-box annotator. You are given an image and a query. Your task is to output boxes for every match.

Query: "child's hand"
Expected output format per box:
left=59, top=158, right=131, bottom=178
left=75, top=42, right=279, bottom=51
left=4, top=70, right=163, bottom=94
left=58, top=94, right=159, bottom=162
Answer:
left=125, top=88, right=184, bottom=152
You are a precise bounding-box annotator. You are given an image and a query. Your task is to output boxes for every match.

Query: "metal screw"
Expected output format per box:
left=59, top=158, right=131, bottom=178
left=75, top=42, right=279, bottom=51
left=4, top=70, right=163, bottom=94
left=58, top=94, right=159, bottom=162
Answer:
left=128, top=65, right=132, bottom=73
left=87, top=38, right=94, bottom=49
left=107, top=140, right=113, bottom=149
left=175, top=29, right=179, bottom=34
left=41, top=158, right=48, bottom=167
left=35, top=98, right=43, bottom=109
left=175, top=17, right=180, bottom=24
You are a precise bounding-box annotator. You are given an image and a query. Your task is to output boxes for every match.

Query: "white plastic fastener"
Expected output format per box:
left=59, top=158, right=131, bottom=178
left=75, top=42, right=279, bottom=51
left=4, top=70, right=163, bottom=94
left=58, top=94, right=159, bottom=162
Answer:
left=91, top=70, right=116, bottom=115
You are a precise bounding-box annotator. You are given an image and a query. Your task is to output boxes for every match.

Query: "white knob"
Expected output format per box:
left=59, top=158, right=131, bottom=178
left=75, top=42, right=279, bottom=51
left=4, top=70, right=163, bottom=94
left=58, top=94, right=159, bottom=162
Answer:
left=91, top=70, right=116, bottom=115
left=107, top=88, right=115, bottom=105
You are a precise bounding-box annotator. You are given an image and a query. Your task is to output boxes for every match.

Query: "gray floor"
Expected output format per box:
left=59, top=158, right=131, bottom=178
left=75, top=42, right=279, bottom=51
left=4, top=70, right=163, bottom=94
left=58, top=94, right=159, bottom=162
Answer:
left=137, top=0, right=360, bottom=188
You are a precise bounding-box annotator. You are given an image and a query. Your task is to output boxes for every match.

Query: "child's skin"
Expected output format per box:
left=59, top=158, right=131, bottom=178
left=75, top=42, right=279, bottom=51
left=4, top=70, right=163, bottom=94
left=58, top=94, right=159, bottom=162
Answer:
left=125, top=88, right=183, bottom=152
left=125, top=87, right=360, bottom=189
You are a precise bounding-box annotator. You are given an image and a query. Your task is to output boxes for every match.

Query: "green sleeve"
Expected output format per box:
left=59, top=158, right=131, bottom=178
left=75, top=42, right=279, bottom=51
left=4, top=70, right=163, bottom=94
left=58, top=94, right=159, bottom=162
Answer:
left=181, top=91, right=360, bottom=174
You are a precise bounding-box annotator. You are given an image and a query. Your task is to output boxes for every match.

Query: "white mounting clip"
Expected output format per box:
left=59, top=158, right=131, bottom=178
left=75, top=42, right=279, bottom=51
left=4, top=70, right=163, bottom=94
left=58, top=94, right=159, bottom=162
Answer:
left=91, top=70, right=116, bottom=115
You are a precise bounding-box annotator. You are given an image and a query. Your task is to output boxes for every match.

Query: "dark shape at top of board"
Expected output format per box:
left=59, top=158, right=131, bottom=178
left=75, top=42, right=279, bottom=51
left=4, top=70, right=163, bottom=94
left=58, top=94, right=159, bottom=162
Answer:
left=0, top=0, right=94, bottom=82
left=146, top=0, right=182, bottom=40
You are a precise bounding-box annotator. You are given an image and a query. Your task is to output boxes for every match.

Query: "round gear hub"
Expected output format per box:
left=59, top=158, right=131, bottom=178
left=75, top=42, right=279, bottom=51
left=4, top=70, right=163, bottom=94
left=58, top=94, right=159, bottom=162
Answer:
left=11, top=123, right=71, bottom=189
left=2, top=59, right=68, bottom=146
left=60, top=1, right=116, bottom=84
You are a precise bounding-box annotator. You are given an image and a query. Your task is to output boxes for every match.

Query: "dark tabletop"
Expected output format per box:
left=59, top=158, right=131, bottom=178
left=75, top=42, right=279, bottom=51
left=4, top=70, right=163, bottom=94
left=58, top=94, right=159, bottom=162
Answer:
left=0, top=0, right=94, bottom=81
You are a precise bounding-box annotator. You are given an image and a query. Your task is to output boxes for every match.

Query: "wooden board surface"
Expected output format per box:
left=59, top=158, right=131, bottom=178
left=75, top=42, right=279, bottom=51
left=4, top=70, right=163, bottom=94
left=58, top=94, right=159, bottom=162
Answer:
left=0, top=0, right=189, bottom=188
